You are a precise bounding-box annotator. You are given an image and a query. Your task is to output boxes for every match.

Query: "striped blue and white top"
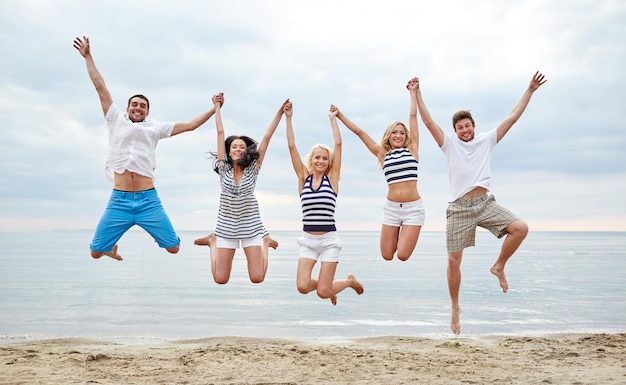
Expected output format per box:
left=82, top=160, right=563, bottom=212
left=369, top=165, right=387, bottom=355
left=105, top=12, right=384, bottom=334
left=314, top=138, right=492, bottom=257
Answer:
left=215, top=159, right=269, bottom=239
left=300, top=174, right=337, bottom=232
left=383, top=148, right=418, bottom=185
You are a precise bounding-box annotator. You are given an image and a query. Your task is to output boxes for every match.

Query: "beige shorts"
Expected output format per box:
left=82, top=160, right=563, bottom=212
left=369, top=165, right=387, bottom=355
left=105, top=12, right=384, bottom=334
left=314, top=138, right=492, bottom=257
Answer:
left=446, top=194, right=520, bottom=253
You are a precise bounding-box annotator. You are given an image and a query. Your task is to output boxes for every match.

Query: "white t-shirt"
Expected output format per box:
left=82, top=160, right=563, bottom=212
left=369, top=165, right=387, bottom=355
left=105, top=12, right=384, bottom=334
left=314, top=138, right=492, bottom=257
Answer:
left=441, top=128, right=497, bottom=202
left=104, top=104, right=174, bottom=182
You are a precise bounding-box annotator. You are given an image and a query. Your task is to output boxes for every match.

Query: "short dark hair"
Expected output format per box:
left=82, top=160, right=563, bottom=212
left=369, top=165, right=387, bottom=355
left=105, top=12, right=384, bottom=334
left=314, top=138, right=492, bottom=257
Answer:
left=213, top=135, right=260, bottom=173
left=452, top=110, right=474, bottom=129
left=127, top=94, right=150, bottom=110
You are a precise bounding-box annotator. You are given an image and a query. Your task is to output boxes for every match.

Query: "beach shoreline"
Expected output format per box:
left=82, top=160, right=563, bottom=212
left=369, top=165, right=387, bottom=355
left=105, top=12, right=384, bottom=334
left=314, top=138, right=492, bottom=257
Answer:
left=2, top=333, right=624, bottom=384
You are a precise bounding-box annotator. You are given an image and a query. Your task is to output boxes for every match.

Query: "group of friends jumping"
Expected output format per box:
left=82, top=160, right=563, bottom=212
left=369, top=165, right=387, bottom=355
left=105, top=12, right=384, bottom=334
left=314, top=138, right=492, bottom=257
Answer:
left=74, top=36, right=547, bottom=334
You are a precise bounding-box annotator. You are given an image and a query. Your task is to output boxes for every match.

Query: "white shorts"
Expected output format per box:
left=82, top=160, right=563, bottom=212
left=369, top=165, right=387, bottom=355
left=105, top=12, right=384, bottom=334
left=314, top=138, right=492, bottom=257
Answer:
left=216, top=235, right=263, bottom=249
left=297, top=232, right=342, bottom=263
left=382, top=198, right=425, bottom=227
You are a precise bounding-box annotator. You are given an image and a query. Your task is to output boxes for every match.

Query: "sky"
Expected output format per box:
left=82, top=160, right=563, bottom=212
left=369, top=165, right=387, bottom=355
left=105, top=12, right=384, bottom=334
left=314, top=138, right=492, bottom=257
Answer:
left=0, top=0, right=624, bottom=233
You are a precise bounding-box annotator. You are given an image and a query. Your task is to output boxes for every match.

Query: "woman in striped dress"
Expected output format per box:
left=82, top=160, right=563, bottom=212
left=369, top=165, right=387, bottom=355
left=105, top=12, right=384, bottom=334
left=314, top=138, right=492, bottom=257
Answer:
left=284, top=100, right=363, bottom=305
left=335, top=78, right=425, bottom=261
left=194, top=94, right=288, bottom=284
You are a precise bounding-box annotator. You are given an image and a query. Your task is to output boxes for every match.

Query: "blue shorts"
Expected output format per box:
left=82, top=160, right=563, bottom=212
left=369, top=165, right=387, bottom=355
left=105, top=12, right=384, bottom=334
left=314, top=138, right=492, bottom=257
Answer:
left=90, top=189, right=180, bottom=252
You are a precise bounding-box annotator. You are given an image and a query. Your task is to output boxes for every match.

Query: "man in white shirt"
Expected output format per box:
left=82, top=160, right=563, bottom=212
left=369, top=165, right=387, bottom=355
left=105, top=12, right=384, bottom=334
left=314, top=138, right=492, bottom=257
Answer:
left=73, top=36, right=222, bottom=261
left=414, top=71, right=547, bottom=334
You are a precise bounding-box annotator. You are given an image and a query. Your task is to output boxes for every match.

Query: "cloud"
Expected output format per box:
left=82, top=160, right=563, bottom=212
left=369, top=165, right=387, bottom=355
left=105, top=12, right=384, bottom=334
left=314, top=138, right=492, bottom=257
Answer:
left=0, top=0, right=624, bottom=233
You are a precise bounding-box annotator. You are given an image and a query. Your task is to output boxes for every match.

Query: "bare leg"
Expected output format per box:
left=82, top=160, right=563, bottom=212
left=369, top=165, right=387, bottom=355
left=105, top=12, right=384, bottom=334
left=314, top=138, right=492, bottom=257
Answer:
left=379, top=225, right=399, bottom=261
left=447, top=250, right=463, bottom=334
left=490, top=220, right=528, bottom=293
left=318, top=260, right=364, bottom=305
left=194, top=233, right=214, bottom=246
left=296, top=258, right=317, bottom=295
left=243, top=245, right=267, bottom=284
left=91, top=244, right=123, bottom=261
left=395, top=225, right=422, bottom=261
left=194, top=234, right=233, bottom=284
left=263, top=235, right=279, bottom=249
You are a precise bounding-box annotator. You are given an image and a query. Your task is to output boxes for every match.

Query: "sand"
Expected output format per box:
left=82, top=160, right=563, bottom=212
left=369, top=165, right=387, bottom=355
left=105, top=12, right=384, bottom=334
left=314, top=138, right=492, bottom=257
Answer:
left=1, top=333, right=624, bottom=384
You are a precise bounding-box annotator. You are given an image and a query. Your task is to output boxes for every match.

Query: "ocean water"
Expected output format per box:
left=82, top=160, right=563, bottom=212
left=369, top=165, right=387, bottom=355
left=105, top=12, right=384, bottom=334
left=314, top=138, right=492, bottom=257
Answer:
left=0, top=230, right=624, bottom=343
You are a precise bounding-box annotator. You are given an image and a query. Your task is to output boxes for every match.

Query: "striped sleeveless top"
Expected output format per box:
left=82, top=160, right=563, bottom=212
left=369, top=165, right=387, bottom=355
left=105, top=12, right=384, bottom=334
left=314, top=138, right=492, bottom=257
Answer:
left=300, top=174, right=337, bottom=232
left=383, top=148, right=418, bottom=185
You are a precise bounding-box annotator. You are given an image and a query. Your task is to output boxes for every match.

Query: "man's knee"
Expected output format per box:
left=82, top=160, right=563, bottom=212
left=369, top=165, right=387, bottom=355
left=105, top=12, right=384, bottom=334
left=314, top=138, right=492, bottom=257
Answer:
left=508, top=220, right=529, bottom=237
left=447, top=252, right=463, bottom=269
left=166, top=245, right=180, bottom=254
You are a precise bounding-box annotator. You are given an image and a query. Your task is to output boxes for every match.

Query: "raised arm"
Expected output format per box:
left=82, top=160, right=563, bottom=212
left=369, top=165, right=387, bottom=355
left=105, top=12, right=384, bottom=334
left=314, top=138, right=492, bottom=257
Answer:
left=335, top=108, right=384, bottom=161
left=73, top=36, right=113, bottom=116
left=171, top=94, right=222, bottom=136
left=257, top=99, right=289, bottom=165
left=414, top=78, right=445, bottom=147
left=406, top=78, right=420, bottom=160
left=213, top=94, right=226, bottom=162
left=284, top=101, right=309, bottom=190
left=327, top=105, right=343, bottom=192
left=496, top=71, right=547, bottom=142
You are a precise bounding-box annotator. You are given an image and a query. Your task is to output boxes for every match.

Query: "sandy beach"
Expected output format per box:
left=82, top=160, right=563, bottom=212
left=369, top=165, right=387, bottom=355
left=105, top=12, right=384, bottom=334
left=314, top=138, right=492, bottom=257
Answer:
left=1, top=333, right=624, bottom=384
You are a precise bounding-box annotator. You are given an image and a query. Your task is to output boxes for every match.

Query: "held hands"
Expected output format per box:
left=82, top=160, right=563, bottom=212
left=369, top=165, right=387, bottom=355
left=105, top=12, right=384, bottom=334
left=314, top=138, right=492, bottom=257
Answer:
left=212, top=92, right=224, bottom=107
left=283, top=99, right=293, bottom=118
left=73, top=36, right=90, bottom=58
left=406, top=77, right=419, bottom=91
left=529, top=71, right=547, bottom=92
left=329, top=104, right=339, bottom=119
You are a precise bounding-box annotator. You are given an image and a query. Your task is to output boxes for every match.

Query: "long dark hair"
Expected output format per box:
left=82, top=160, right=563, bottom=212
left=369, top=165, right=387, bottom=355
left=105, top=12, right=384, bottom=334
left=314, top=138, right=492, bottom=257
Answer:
left=212, top=135, right=260, bottom=173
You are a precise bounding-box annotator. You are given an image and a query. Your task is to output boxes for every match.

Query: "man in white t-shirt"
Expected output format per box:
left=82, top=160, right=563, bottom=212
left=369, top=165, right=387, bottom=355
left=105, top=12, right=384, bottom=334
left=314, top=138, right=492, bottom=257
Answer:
left=73, top=36, right=222, bottom=261
left=415, top=72, right=547, bottom=334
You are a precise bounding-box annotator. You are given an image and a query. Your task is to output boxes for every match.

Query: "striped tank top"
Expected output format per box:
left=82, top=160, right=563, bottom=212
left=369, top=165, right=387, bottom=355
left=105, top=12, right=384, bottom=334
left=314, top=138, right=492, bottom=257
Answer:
left=383, top=148, right=418, bottom=185
left=300, top=174, right=337, bottom=232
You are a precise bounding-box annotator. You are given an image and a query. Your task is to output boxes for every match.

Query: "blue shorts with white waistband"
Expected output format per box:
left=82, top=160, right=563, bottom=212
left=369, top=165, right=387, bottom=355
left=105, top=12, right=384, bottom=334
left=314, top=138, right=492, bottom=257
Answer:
left=90, top=188, right=180, bottom=252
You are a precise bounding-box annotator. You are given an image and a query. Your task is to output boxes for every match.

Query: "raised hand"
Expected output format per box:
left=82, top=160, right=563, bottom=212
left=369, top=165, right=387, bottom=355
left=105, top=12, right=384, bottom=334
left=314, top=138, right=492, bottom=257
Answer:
left=529, top=71, right=547, bottom=92
left=212, top=92, right=224, bottom=107
left=73, top=36, right=90, bottom=57
left=283, top=100, right=293, bottom=118
left=329, top=104, right=339, bottom=119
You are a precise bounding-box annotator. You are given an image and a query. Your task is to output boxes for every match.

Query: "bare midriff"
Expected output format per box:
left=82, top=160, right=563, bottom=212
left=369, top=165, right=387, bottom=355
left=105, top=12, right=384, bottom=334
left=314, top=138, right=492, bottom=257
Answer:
left=462, top=186, right=488, bottom=198
left=387, top=180, right=420, bottom=203
left=113, top=170, right=155, bottom=192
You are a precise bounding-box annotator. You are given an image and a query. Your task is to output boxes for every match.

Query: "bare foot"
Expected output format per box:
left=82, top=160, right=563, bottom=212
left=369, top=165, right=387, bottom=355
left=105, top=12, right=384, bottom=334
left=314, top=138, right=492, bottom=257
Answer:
left=450, top=306, right=461, bottom=335
left=330, top=295, right=337, bottom=306
left=264, top=236, right=279, bottom=249
left=194, top=233, right=215, bottom=246
left=490, top=265, right=509, bottom=293
left=103, top=244, right=123, bottom=261
left=347, top=274, right=364, bottom=295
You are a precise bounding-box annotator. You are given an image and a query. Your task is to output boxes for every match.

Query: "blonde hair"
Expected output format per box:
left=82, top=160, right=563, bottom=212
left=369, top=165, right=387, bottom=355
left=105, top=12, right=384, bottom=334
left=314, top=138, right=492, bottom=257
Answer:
left=305, top=144, right=333, bottom=174
left=379, top=121, right=411, bottom=164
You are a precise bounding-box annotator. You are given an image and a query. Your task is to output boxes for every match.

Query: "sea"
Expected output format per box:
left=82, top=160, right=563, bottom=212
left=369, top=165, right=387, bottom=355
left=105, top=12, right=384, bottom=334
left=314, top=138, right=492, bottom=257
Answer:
left=0, top=230, right=624, bottom=344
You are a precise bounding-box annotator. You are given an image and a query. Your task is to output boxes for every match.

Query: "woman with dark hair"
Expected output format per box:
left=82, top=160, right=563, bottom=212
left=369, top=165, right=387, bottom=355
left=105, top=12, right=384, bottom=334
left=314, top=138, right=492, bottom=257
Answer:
left=195, top=93, right=288, bottom=284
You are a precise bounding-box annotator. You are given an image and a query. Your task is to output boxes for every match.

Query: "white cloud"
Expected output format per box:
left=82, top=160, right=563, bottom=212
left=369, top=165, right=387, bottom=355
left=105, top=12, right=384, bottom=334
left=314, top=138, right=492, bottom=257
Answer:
left=0, top=0, right=624, bottom=232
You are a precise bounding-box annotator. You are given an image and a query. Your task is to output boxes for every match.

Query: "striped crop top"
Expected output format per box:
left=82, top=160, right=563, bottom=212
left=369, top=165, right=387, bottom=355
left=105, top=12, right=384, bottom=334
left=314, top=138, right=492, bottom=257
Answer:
left=300, top=174, right=337, bottom=232
left=383, top=148, right=418, bottom=185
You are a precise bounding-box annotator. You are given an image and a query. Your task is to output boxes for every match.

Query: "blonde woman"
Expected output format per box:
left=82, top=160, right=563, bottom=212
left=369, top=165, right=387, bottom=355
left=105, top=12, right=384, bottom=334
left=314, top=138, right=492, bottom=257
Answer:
left=284, top=101, right=363, bottom=305
left=336, top=78, right=424, bottom=261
